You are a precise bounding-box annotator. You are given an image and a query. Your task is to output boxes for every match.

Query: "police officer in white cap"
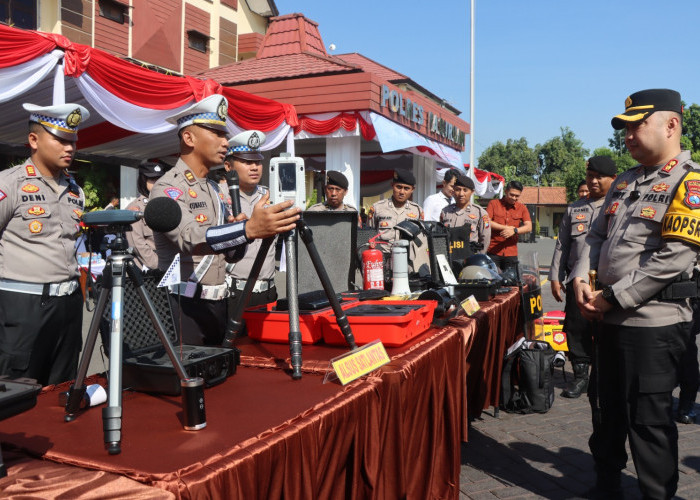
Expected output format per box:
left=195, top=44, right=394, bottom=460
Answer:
left=223, top=130, right=278, bottom=309
left=151, top=95, right=299, bottom=345
left=0, top=102, right=89, bottom=385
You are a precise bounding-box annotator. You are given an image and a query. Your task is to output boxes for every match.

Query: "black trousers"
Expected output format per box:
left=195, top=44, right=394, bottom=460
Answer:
left=168, top=295, right=227, bottom=346
left=563, top=284, right=593, bottom=363
left=0, top=289, right=83, bottom=386
left=590, top=321, right=690, bottom=499
left=486, top=254, right=519, bottom=273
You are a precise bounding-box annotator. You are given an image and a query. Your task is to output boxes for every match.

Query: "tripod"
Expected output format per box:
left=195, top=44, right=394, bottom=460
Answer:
left=222, top=220, right=357, bottom=378
left=64, top=228, right=205, bottom=455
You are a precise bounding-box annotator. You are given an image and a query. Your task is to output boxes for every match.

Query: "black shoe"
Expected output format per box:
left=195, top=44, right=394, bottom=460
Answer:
left=585, top=471, right=623, bottom=499
left=677, top=410, right=696, bottom=424
left=562, top=362, right=590, bottom=398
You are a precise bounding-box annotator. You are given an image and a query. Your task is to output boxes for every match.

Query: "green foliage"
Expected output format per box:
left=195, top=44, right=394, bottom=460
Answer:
left=682, top=102, right=700, bottom=152
left=608, top=129, right=627, bottom=154
left=535, top=127, right=589, bottom=188
left=477, top=137, right=538, bottom=186
left=77, top=164, right=112, bottom=210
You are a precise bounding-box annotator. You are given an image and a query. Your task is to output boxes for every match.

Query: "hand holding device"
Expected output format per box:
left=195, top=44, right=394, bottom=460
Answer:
left=244, top=192, right=300, bottom=239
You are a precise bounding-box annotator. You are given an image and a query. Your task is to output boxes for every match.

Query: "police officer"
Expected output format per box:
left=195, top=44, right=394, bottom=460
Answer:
left=151, top=95, right=300, bottom=346
left=307, top=170, right=361, bottom=228
left=440, top=172, right=491, bottom=254
left=125, top=160, right=167, bottom=271
left=549, top=156, right=616, bottom=399
left=368, top=170, right=427, bottom=274
left=0, top=103, right=89, bottom=386
left=223, top=130, right=277, bottom=309
left=573, top=89, right=700, bottom=499
left=368, top=170, right=423, bottom=236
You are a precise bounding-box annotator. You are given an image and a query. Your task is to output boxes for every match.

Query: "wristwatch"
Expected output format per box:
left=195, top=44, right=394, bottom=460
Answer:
left=513, top=227, right=518, bottom=235
left=601, top=285, right=620, bottom=307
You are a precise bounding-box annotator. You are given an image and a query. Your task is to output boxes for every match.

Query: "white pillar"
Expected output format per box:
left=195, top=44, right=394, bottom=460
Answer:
left=120, top=165, right=138, bottom=208
left=325, top=136, right=361, bottom=210
left=412, top=155, right=436, bottom=209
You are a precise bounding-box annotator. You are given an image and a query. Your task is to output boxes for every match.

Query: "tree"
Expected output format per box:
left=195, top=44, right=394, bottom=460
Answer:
left=536, top=127, right=589, bottom=199
left=476, top=138, right=538, bottom=186
left=682, top=102, right=700, bottom=153
left=608, top=129, right=627, bottom=155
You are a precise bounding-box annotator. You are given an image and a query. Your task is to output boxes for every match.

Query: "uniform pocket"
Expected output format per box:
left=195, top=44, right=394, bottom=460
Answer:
left=621, top=203, right=666, bottom=247
left=633, top=372, right=676, bottom=426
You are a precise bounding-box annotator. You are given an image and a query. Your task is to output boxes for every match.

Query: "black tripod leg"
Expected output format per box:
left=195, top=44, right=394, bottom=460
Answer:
left=297, top=222, right=357, bottom=350
left=125, top=262, right=206, bottom=430
left=285, top=231, right=303, bottom=379
left=221, top=237, right=275, bottom=348
left=65, top=264, right=113, bottom=421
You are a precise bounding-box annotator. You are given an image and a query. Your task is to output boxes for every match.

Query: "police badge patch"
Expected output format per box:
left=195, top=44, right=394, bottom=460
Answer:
left=248, top=131, right=260, bottom=150
left=640, top=206, right=656, bottom=219
left=683, top=179, right=700, bottom=209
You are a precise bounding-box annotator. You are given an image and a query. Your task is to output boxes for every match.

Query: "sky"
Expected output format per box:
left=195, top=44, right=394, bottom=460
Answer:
left=273, top=0, right=700, bottom=166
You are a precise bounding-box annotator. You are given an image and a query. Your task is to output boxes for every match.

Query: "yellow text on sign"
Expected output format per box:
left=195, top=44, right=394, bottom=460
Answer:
left=530, top=294, right=542, bottom=315
left=331, top=340, right=390, bottom=385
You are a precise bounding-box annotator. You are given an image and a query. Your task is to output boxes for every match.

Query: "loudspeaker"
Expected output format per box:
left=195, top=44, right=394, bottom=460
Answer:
left=297, top=211, right=358, bottom=295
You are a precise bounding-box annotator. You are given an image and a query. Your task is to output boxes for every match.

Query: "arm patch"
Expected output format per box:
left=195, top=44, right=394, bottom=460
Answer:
left=662, top=170, right=700, bottom=247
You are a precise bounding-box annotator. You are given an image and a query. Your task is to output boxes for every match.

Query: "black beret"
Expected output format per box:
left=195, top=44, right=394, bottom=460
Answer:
left=611, top=89, right=682, bottom=130
left=326, top=170, right=348, bottom=190
left=392, top=169, right=416, bottom=186
left=586, top=156, right=617, bottom=177
left=139, top=160, right=166, bottom=178
left=454, top=172, right=475, bottom=190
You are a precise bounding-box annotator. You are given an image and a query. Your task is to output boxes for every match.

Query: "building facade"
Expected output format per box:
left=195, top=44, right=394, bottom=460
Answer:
left=1, top=0, right=277, bottom=75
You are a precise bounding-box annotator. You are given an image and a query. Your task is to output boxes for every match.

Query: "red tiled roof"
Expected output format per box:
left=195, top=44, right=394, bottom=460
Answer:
left=520, top=187, right=568, bottom=205
left=256, top=13, right=326, bottom=59
left=335, top=53, right=407, bottom=82
left=199, top=52, right=358, bottom=85
left=198, top=13, right=360, bottom=84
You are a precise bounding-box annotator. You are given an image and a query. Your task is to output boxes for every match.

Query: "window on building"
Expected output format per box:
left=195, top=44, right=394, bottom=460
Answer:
left=99, top=0, right=127, bottom=24
left=188, top=30, right=209, bottom=53
left=0, top=0, right=37, bottom=30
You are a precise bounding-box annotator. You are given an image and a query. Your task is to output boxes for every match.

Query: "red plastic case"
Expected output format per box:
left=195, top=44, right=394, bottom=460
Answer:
left=243, top=300, right=357, bottom=345
left=320, top=300, right=437, bottom=347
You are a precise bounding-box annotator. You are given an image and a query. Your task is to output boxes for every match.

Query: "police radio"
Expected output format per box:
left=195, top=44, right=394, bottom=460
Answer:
left=269, top=153, right=306, bottom=208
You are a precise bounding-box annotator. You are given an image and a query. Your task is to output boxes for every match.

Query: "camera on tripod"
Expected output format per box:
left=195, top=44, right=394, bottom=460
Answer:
left=269, top=152, right=306, bottom=208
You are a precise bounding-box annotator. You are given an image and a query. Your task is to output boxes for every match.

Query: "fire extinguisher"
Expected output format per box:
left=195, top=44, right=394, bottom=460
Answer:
left=362, top=235, right=385, bottom=290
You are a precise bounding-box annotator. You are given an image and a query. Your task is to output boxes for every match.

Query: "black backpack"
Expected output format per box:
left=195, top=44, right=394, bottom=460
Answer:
left=500, top=340, right=556, bottom=414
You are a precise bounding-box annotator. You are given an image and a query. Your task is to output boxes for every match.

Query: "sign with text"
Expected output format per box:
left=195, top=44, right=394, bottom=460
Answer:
left=330, top=340, right=390, bottom=385
left=460, top=295, right=480, bottom=316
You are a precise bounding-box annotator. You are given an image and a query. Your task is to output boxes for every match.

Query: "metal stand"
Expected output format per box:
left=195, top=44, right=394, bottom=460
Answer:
left=64, top=229, right=204, bottom=455
left=222, top=220, right=357, bottom=378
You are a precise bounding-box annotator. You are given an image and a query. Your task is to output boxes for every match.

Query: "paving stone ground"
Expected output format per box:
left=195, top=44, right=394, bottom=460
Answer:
left=459, top=342, right=700, bottom=500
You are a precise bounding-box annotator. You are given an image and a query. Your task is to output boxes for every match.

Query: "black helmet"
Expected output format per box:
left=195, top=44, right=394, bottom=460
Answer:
left=464, top=254, right=500, bottom=275
left=500, top=267, right=519, bottom=286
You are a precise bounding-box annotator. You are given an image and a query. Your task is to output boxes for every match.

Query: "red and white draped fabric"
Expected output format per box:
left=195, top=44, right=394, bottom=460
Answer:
left=0, top=24, right=297, bottom=158
left=292, top=110, right=463, bottom=169
left=465, top=164, right=504, bottom=198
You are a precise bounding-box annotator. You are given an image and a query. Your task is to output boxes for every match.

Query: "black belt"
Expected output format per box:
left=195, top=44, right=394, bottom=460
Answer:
left=654, top=272, right=700, bottom=301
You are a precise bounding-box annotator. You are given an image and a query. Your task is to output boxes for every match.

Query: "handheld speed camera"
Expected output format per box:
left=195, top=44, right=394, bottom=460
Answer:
left=269, top=153, right=306, bottom=208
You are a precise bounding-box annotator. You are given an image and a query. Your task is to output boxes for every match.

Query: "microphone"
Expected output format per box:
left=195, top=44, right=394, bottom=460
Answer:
left=225, top=169, right=242, bottom=217
left=144, top=197, right=182, bottom=232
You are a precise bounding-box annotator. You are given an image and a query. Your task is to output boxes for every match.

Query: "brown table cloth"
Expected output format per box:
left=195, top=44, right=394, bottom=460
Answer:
left=0, top=289, right=520, bottom=499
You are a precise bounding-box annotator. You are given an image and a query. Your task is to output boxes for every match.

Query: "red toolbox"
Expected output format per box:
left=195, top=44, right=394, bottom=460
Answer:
left=243, top=298, right=357, bottom=345
left=320, top=300, right=436, bottom=347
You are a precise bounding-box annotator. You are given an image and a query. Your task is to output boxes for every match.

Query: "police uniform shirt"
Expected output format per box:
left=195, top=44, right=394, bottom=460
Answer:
left=228, top=186, right=276, bottom=280
left=306, top=201, right=357, bottom=212
left=571, top=150, right=700, bottom=326
left=0, top=158, right=84, bottom=283
left=440, top=203, right=491, bottom=252
left=150, top=158, right=228, bottom=287
left=549, top=196, right=605, bottom=285
left=368, top=198, right=423, bottom=241
left=125, top=196, right=158, bottom=270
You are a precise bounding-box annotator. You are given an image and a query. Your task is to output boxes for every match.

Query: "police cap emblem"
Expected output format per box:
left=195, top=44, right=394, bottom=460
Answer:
left=217, top=98, right=228, bottom=121
left=66, top=108, right=82, bottom=128
left=248, top=131, right=260, bottom=150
